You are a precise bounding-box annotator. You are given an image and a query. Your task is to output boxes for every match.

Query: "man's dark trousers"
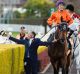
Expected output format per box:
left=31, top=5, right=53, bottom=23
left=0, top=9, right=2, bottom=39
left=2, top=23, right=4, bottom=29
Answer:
left=24, top=58, right=38, bottom=74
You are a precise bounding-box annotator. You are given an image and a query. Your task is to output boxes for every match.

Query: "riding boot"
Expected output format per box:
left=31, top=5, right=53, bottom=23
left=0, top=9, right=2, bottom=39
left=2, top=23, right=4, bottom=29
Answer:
left=67, top=39, right=72, bottom=50
left=67, top=29, right=74, bottom=39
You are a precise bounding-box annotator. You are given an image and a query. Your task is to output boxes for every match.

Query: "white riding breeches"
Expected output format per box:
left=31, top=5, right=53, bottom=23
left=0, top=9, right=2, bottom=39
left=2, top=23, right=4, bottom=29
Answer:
left=69, top=18, right=80, bottom=31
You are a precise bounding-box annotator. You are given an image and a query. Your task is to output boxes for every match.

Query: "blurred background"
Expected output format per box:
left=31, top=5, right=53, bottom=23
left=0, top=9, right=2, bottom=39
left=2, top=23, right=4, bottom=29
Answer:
left=0, top=0, right=80, bottom=36
left=0, top=0, right=80, bottom=74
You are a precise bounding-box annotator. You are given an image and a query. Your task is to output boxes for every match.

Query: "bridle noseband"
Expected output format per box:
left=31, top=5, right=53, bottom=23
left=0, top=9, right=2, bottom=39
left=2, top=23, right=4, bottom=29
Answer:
left=53, top=22, right=68, bottom=44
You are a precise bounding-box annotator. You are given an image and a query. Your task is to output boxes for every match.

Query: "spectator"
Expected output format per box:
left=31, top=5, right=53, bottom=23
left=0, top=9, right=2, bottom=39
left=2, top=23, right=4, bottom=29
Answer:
left=16, top=26, right=28, bottom=39
left=8, top=31, right=52, bottom=74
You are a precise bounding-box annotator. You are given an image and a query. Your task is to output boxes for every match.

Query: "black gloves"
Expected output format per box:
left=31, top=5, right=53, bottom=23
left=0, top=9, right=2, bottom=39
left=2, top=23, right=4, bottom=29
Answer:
left=67, top=28, right=74, bottom=39
left=48, top=25, right=52, bottom=28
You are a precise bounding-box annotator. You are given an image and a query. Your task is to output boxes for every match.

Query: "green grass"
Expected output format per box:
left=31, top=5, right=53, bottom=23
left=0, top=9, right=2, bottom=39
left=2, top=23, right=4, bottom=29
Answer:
left=12, top=32, right=19, bottom=37
left=12, top=32, right=28, bottom=37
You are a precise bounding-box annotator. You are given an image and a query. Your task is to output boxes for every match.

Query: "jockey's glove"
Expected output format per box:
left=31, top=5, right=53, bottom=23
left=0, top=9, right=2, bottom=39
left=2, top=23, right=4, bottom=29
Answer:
left=48, top=25, right=52, bottom=28
left=73, top=31, right=78, bottom=37
left=67, top=28, right=74, bottom=39
left=7, top=32, right=12, bottom=38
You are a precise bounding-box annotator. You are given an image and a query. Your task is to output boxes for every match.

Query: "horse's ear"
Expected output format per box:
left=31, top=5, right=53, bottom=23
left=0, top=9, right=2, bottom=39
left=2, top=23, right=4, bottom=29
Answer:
left=67, top=20, right=70, bottom=23
left=61, top=16, right=63, bottom=22
left=61, top=16, right=67, bottom=23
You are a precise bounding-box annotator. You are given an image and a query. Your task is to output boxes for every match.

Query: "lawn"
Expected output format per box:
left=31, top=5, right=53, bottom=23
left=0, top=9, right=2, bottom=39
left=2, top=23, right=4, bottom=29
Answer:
left=12, top=32, right=19, bottom=37
left=12, top=32, right=28, bottom=37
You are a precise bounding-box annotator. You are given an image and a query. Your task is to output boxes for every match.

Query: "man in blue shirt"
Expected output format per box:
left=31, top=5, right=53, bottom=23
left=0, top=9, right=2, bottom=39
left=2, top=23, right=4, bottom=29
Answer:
left=9, top=31, right=52, bottom=74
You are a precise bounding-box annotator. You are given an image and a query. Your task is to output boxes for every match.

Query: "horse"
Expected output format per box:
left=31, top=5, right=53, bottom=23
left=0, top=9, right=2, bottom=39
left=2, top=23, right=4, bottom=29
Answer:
left=48, top=21, right=72, bottom=74
left=71, top=31, right=80, bottom=74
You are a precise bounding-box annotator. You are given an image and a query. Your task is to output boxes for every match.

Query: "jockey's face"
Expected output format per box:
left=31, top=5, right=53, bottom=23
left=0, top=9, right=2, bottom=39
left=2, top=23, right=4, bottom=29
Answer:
left=66, top=9, right=73, bottom=18
left=58, top=4, right=65, bottom=11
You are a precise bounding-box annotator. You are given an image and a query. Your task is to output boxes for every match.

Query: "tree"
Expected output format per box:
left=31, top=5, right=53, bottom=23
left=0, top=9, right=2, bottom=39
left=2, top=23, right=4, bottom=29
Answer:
left=65, top=0, right=80, bottom=14
left=22, top=0, right=55, bottom=33
left=54, top=0, right=80, bottom=14
left=23, top=0, right=55, bottom=18
left=13, top=11, right=21, bottom=18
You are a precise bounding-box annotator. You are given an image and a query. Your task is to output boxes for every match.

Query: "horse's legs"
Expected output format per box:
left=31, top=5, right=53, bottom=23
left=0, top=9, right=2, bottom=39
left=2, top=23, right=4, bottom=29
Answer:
left=50, top=60, right=59, bottom=74
left=62, top=67, right=69, bottom=74
left=61, top=58, right=67, bottom=74
left=62, top=67, right=66, bottom=74
left=62, top=62, right=69, bottom=74
left=54, top=66, right=59, bottom=74
left=66, top=53, right=71, bottom=74
left=66, top=67, right=69, bottom=74
left=53, top=63, right=59, bottom=74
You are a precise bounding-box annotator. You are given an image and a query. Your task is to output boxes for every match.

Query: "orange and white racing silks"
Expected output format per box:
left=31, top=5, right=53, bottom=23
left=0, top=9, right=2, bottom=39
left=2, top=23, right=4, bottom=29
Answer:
left=47, top=10, right=73, bottom=26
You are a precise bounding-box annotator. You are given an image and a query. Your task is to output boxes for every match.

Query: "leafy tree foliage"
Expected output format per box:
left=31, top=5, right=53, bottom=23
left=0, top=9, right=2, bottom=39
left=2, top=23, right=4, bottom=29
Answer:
left=23, top=0, right=55, bottom=18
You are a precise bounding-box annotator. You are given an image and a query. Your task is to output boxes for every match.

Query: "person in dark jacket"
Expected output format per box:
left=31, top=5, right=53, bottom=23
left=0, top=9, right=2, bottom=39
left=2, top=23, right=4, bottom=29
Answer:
left=9, top=31, right=52, bottom=74
left=16, top=26, right=28, bottom=39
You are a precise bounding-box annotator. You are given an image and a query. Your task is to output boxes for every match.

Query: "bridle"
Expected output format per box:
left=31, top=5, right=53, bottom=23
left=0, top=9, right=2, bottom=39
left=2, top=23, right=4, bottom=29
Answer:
left=53, top=21, right=68, bottom=44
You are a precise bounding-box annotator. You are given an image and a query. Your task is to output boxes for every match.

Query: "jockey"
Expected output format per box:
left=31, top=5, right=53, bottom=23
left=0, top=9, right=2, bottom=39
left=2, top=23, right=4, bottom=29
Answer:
left=47, top=0, right=73, bottom=44
left=66, top=4, right=80, bottom=59
left=47, top=0, right=73, bottom=28
left=66, top=4, right=80, bottom=39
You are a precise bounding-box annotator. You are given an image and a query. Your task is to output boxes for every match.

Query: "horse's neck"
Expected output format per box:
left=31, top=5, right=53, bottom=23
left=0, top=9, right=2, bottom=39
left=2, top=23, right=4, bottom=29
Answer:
left=55, top=29, right=60, bottom=39
left=60, top=31, right=68, bottom=51
left=63, top=32, right=68, bottom=45
left=63, top=32, right=67, bottom=39
left=59, top=31, right=67, bottom=40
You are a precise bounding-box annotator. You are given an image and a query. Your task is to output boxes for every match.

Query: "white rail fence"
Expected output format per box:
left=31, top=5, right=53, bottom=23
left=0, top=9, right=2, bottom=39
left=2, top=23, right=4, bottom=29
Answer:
left=0, top=24, right=47, bottom=34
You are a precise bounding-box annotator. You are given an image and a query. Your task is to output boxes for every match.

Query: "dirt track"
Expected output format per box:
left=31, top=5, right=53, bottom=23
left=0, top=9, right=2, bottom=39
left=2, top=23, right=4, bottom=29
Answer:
left=40, top=62, right=79, bottom=74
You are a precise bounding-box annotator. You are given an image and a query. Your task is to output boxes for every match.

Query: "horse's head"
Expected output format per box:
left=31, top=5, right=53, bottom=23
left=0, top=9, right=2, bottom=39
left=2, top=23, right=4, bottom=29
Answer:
left=60, top=16, right=68, bottom=32
left=54, top=21, right=68, bottom=43
left=58, top=21, right=68, bottom=32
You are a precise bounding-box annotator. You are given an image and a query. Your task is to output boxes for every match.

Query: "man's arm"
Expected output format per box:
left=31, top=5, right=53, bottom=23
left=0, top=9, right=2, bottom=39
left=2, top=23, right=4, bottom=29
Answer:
left=9, top=36, right=25, bottom=44
left=36, top=38, right=53, bottom=46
